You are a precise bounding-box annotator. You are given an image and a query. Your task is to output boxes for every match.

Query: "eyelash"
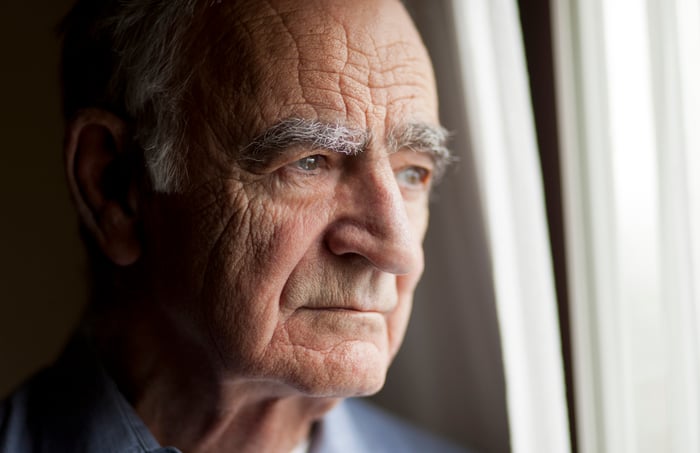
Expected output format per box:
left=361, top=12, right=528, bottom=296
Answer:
left=283, top=155, right=432, bottom=193
left=292, top=154, right=327, bottom=173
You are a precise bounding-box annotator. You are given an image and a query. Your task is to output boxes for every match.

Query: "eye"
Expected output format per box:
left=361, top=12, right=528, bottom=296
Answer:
left=396, top=166, right=431, bottom=189
left=292, top=155, right=326, bottom=172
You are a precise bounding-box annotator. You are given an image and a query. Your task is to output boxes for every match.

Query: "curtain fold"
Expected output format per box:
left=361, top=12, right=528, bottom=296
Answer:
left=552, top=0, right=700, bottom=451
left=449, top=0, right=571, bottom=452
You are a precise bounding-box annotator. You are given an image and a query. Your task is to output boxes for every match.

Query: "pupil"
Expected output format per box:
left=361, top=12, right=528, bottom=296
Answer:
left=301, top=156, right=317, bottom=171
left=406, top=168, right=420, bottom=184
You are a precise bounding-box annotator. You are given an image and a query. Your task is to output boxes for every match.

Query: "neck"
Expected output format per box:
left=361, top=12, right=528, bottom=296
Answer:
left=137, top=382, right=335, bottom=453
left=89, top=304, right=339, bottom=453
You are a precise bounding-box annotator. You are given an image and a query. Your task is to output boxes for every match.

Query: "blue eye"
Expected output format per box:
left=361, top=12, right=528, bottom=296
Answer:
left=396, top=166, right=430, bottom=188
left=294, top=155, right=325, bottom=172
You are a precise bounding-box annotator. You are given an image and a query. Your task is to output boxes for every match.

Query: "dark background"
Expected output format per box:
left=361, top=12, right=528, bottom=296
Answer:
left=0, top=0, right=86, bottom=397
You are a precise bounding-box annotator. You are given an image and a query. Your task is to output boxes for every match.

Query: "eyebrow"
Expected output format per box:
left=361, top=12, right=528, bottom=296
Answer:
left=239, top=117, right=453, bottom=177
left=387, top=122, right=453, bottom=179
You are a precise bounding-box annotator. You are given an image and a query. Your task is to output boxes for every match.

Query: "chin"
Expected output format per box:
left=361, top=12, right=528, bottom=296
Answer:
left=323, top=343, right=390, bottom=397
left=245, top=309, right=403, bottom=398
left=274, top=338, right=393, bottom=398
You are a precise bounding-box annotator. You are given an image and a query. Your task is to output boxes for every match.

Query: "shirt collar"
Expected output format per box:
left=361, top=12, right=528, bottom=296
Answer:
left=310, top=400, right=366, bottom=453
left=50, top=336, right=180, bottom=453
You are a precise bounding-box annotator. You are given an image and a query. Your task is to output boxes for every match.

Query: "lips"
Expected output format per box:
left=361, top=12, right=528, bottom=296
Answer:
left=301, top=296, right=397, bottom=314
left=306, top=307, right=386, bottom=315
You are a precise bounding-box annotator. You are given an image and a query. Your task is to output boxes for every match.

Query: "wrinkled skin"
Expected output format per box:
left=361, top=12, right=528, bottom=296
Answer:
left=145, top=0, right=439, bottom=397
left=80, top=0, right=442, bottom=450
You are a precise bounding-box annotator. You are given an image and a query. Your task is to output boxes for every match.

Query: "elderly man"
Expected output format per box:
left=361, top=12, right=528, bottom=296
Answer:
left=1, top=0, right=464, bottom=452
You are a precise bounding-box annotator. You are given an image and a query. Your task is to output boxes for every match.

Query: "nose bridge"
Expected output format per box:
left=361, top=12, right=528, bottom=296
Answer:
left=364, top=161, right=411, bottom=244
left=327, top=157, right=421, bottom=275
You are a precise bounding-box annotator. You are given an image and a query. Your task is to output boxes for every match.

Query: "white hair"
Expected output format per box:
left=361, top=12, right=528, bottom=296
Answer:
left=243, top=118, right=373, bottom=159
left=61, top=0, right=203, bottom=192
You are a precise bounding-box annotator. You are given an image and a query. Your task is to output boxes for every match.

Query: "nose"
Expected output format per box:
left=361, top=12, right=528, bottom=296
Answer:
left=324, top=160, right=423, bottom=275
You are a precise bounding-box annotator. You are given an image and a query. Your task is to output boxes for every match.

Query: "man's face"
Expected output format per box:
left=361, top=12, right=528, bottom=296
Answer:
left=143, top=0, right=442, bottom=397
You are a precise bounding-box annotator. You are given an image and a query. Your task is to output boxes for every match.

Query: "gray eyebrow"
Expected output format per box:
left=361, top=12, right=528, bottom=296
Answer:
left=387, top=123, right=454, bottom=179
left=240, top=118, right=371, bottom=165
left=239, top=118, right=453, bottom=178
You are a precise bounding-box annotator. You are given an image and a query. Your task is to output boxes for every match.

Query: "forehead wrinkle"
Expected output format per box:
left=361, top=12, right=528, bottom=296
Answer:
left=239, top=117, right=372, bottom=164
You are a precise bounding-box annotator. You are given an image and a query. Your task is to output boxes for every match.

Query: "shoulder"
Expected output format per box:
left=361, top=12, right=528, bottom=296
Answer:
left=0, top=338, right=165, bottom=453
left=314, top=398, right=470, bottom=453
left=0, top=370, right=55, bottom=453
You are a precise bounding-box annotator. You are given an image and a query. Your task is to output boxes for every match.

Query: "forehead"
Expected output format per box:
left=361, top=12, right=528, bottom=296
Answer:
left=202, top=0, right=438, bottom=139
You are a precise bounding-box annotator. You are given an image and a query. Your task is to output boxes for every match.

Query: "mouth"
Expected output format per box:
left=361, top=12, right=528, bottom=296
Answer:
left=302, top=307, right=387, bottom=316
left=299, top=306, right=389, bottom=315
left=294, top=307, right=390, bottom=328
left=296, top=294, right=398, bottom=314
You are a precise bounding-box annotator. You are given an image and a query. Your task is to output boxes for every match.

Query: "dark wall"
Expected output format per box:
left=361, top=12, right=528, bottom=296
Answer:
left=0, top=1, right=85, bottom=397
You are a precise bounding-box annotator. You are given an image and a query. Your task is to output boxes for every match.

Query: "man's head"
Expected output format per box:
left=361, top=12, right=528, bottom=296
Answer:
left=62, top=0, right=449, bottom=399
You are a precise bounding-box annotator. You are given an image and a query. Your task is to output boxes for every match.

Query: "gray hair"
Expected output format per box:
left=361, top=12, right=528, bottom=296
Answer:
left=60, top=0, right=202, bottom=192
left=243, top=118, right=373, bottom=160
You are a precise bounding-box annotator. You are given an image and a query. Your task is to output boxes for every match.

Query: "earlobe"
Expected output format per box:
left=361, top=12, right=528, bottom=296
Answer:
left=64, top=109, right=142, bottom=266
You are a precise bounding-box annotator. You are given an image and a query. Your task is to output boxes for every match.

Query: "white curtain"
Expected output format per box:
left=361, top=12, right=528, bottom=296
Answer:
left=449, top=1, right=572, bottom=452
left=552, top=0, right=700, bottom=451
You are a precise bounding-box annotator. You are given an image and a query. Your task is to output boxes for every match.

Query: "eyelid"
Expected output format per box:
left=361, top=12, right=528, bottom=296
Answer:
left=292, top=154, right=327, bottom=172
left=280, top=152, right=339, bottom=179
left=394, top=147, right=436, bottom=165
left=273, top=147, right=328, bottom=167
left=392, top=148, right=434, bottom=172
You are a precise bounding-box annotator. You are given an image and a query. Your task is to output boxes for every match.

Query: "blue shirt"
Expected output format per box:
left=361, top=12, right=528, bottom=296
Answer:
left=0, top=338, right=468, bottom=453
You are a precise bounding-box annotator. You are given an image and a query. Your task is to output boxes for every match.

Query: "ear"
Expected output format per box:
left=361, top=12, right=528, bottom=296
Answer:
left=65, top=109, right=142, bottom=266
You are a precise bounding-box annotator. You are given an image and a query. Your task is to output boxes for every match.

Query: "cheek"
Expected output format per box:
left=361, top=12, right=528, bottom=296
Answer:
left=386, top=208, right=426, bottom=357
left=198, top=190, right=333, bottom=368
left=387, top=251, right=423, bottom=358
left=405, top=197, right=430, bottom=240
left=386, top=289, right=413, bottom=359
